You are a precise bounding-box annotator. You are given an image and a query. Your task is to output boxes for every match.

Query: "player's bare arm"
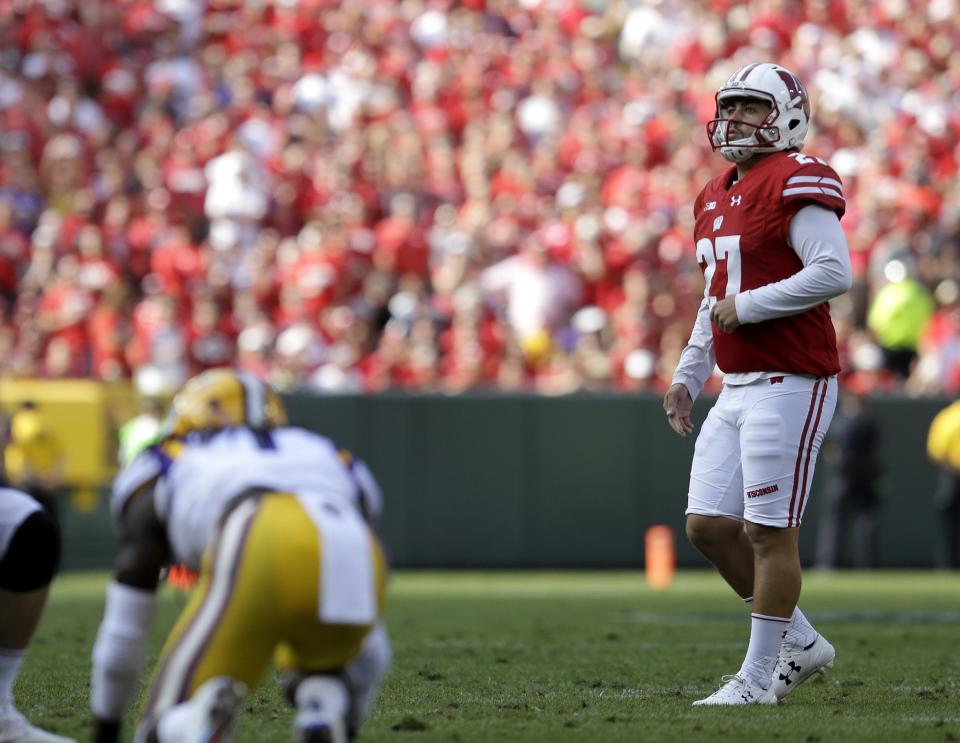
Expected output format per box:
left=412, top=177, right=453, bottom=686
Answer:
left=91, top=485, right=169, bottom=743
left=111, top=486, right=170, bottom=591
left=663, top=383, right=695, bottom=437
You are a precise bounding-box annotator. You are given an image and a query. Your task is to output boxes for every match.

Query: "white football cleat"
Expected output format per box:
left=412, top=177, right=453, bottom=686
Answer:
left=293, top=676, right=349, bottom=743
left=772, top=633, right=835, bottom=699
left=0, top=705, right=76, bottom=743
left=692, top=674, right=778, bottom=706
left=154, top=676, right=246, bottom=743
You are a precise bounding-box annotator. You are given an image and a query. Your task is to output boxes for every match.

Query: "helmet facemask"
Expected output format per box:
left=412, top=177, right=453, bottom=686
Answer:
left=707, top=93, right=780, bottom=163
left=706, top=63, right=811, bottom=163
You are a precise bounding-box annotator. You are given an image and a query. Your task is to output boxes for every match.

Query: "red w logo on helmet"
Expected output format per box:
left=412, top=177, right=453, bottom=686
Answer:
left=775, top=69, right=810, bottom=116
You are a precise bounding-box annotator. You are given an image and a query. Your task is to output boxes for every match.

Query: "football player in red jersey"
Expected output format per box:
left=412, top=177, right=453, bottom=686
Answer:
left=663, top=62, right=851, bottom=705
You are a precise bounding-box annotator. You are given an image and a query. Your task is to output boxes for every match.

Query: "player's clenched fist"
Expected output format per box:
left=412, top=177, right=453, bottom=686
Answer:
left=709, top=297, right=740, bottom=333
left=663, top=383, right=694, bottom=437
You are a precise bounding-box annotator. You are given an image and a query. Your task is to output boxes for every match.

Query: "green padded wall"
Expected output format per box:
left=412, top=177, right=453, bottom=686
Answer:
left=60, top=394, right=950, bottom=570
left=283, top=393, right=949, bottom=569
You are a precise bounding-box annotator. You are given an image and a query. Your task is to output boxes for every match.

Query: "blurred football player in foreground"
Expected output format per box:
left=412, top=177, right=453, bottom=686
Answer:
left=90, top=369, right=390, bottom=743
left=664, top=62, right=851, bottom=705
left=0, top=486, right=76, bottom=743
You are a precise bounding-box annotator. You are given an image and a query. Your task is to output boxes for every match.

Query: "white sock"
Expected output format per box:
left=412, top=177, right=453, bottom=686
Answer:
left=296, top=676, right=349, bottom=741
left=297, top=676, right=348, bottom=718
left=746, top=598, right=817, bottom=648
left=787, top=605, right=818, bottom=648
left=0, top=649, right=25, bottom=707
left=740, top=614, right=789, bottom=688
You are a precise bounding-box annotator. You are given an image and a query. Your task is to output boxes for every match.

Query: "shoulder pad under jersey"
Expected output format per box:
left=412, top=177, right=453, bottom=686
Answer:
left=110, top=438, right=186, bottom=523
left=779, top=153, right=845, bottom=218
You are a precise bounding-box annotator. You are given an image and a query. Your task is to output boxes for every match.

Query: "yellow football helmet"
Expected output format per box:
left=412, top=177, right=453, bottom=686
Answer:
left=166, top=369, right=287, bottom=437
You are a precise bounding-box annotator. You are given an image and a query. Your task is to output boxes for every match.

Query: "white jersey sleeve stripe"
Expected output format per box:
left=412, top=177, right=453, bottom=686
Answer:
left=782, top=186, right=844, bottom=200
left=786, top=175, right=843, bottom=190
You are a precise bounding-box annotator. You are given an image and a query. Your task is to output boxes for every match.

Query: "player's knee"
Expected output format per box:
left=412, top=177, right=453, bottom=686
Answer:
left=744, top=520, right=792, bottom=555
left=0, top=509, right=61, bottom=592
left=685, top=514, right=737, bottom=551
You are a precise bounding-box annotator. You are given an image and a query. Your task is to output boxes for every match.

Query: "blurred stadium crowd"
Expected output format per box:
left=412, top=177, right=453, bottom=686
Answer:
left=0, top=0, right=957, bottom=396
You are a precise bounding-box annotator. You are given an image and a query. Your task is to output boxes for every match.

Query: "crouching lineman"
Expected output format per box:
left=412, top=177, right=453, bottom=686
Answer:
left=89, top=369, right=390, bottom=743
left=0, top=487, right=76, bottom=743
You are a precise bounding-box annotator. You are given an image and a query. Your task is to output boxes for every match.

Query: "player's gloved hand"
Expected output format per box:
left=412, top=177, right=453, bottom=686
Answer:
left=663, top=384, right=694, bottom=437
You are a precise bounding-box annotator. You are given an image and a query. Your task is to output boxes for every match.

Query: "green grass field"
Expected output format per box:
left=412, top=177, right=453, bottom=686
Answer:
left=14, top=570, right=960, bottom=742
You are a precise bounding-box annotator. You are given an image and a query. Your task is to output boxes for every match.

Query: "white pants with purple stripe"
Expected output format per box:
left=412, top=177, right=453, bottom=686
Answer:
left=686, top=375, right=837, bottom=528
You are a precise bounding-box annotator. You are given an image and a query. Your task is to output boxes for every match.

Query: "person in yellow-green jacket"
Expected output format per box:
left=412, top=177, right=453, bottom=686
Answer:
left=867, top=265, right=935, bottom=379
left=117, top=397, right=165, bottom=468
left=927, top=400, right=960, bottom=568
left=2, top=402, right=65, bottom=523
left=118, top=366, right=176, bottom=467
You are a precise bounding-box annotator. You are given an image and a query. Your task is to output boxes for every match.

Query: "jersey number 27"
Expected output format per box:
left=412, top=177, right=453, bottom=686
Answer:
left=696, top=235, right=741, bottom=304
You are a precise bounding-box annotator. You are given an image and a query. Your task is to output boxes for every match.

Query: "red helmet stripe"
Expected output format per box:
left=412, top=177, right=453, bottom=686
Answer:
left=737, top=63, right=760, bottom=81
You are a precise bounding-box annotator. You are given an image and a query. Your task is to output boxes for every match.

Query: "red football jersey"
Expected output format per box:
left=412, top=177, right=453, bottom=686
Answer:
left=693, top=150, right=846, bottom=376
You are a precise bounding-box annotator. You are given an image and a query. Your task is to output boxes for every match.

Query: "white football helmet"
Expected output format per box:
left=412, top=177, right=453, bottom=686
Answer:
left=707, top=62, right=810, bottom=163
